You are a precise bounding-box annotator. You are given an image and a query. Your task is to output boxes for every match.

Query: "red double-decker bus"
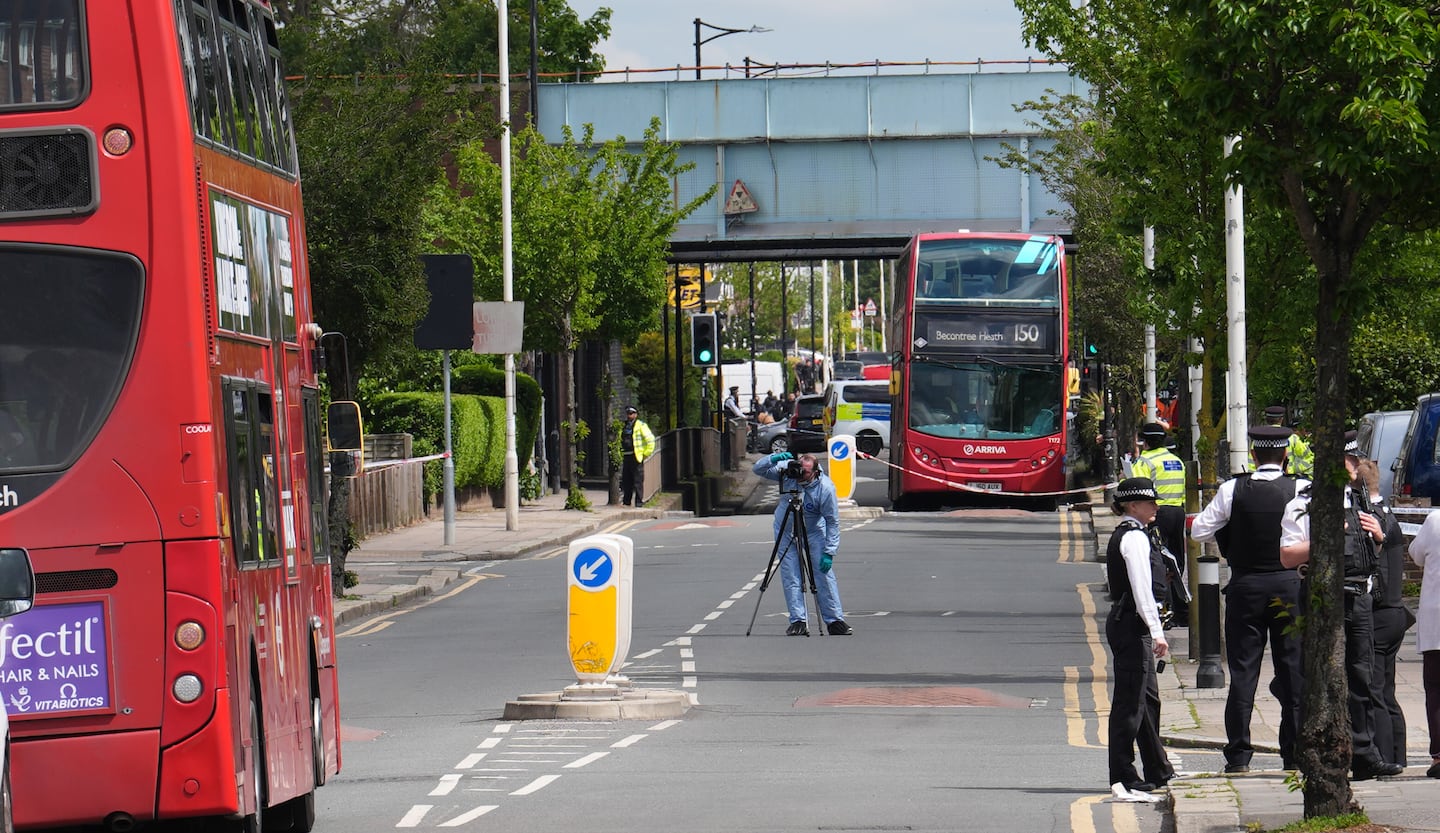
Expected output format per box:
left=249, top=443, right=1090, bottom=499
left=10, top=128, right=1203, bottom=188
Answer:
left=887, top=232, right=1071, bottom=510
left=0, top=1, right=338, bottom=829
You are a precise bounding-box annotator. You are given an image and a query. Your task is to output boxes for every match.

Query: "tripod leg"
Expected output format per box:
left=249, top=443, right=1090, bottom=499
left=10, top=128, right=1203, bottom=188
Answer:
left=794, top=505, right=825, bottom=637
left=746, top=506, right=792, bottom=636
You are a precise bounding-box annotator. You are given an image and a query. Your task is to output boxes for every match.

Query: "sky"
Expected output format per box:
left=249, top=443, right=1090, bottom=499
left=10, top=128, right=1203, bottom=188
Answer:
left=566, top=0, right=1043, bottom=80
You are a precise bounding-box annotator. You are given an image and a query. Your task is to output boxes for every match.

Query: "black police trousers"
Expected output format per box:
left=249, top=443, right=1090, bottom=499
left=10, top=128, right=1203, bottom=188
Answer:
left=1105, top=605, right=1172, bottom=786
left=1222, top=571, right=1303, bottom=768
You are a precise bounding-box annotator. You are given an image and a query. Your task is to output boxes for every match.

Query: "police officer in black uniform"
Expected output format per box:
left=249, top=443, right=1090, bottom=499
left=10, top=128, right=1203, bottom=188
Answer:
left=1357, top=456, right=1411, bottom=766
left=1280, top=430, right=1404, bottom=779
left=1189, top=424, right=1305, bottom=772
left=1105, top=477, right=1176, bottom=795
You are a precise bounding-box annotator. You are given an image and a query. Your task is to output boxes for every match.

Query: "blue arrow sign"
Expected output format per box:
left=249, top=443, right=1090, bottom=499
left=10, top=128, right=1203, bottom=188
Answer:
left=830, top=440, right=850, bottom=460
left=572, top=547, right=613, bottom=589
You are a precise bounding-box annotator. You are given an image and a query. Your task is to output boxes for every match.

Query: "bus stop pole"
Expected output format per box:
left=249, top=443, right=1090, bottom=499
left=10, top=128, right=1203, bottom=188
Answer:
left=442, top=349, right=456, bottom=545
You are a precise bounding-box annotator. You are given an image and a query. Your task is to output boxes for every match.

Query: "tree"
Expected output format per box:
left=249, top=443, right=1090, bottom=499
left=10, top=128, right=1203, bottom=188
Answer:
left=424, top=121, right=710, bottom=508
left=1017, top=0, right=1440, bottom=816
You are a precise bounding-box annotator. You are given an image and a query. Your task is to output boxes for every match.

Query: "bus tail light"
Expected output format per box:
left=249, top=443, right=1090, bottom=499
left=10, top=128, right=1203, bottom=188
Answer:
left=173, top=674, right=204, bottom=703
left=175, top=621, right=205, bottom=650
left=102, top=126, right=134, bottom=156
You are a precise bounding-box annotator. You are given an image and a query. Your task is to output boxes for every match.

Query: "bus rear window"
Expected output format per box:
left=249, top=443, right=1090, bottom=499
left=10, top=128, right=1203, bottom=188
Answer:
left=0, top=1, right=87, bottom=109
left=0, top=247, right=142, bottom=472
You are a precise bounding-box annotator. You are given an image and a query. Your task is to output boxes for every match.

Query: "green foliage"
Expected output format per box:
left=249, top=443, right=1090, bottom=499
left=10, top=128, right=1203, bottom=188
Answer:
left=519, top=466, right=542, bottom=502
left=1269, top=811, right=1370, bottom=832
left=451, top=363, right=544, bottom=466
left=365, top=392, right=504, bottom=494
left=621, top=331, right=699, bottom=430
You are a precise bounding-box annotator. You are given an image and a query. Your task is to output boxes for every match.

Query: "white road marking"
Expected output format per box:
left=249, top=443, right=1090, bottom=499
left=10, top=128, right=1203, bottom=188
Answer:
left=429, top=774, right=462, bottom=796
left=612, top=734, right=647, bottom=748
left=680, top=648, right=693, bottom=658
left=675, top=636, right=692, bottom=646
left=478, top=738, right=501, bottom=749
left=456, top=753, right=486, bottom=769
left=632, top=648, right=662, bottom=659
left=730, top=591, right=748, bottom=600
left=511, top=744, right=588, bottom=748
left=704, top=611, right=722, bottom=620
left=510, top=774, right=561, bottom=796
left=494, top=724, right=513, bottom=733
left=683, top=676, right=697, bottom=688
left=682, top=661, right=696, bottom=672
left=396, top=805, right=432, bottom=827
left=564, top=752, right=609, bottom=768
left=687, top=624, right=706, bottom=634
left=649, top=720, right=681, bottom=731
left=438, top=806, right=497, bottom=827
left=717, top=599, right=735, bottom=609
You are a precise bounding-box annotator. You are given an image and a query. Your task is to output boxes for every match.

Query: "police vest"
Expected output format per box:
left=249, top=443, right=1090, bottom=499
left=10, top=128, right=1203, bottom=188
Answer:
left=1214, top=472, right=1297, bottom=573
left=1343, top=491, right=1379, bottom=579
left=1105, top=519, right=1166, bottom=610
left=1134, top=448, right=1186, bottom=506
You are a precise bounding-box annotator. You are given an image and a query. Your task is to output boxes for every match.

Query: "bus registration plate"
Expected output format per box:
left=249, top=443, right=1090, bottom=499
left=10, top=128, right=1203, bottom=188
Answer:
left=969, top=482, right=1003, bottom=491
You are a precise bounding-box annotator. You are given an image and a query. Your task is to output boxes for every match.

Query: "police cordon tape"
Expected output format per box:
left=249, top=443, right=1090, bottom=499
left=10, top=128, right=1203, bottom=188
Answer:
left=851, top=449, right=1118, bottom=500
left=323, top=450, right=451, bottom=476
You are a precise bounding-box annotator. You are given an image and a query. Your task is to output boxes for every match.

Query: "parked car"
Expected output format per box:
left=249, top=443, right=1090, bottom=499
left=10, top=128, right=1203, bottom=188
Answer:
left=0, top=547, right=37, bottom=831
left=1356, top=409, right=1411, bottom=501
left=822, top=379, right=891, bottom=456
left=1392, top=394, right=1440, bottom=502
left=752, top=418, right=790, bottom=454
left=787, top=394, right=828, bottom=453
left=832, top=360, right=865, bottom=381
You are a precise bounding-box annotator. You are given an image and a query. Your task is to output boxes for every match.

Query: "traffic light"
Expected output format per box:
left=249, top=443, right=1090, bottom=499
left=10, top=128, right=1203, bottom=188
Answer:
left=1085, top=340, right=1099, bottom=358
left=690, top=312, right=719, bottom=367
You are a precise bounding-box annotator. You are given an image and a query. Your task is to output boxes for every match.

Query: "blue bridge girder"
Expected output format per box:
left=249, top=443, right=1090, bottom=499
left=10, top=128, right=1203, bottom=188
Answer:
left=536, top=70, right=1088, bottom=262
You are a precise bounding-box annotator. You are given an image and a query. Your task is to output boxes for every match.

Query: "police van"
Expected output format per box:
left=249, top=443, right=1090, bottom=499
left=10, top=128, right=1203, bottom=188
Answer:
left=822, top=380, right=891, bottom=456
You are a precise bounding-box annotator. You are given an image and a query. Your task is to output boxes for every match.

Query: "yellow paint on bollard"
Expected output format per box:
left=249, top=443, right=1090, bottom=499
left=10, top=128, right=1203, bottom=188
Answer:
left=568, top=584, right=618, bottom=676
left=829, top=434, right=856, bottom=501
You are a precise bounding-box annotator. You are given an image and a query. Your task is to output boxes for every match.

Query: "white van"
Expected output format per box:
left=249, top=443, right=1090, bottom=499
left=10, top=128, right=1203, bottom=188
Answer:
left=822, top=380, right=891, bottom=456
left=720, top=360, right=785, bottom=413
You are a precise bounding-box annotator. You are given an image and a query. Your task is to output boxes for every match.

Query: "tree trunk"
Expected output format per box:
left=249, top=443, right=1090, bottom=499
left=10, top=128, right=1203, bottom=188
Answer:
left=1298, top=260, right=1359, bottom=818
left=326, top=467, right=353, bottom=597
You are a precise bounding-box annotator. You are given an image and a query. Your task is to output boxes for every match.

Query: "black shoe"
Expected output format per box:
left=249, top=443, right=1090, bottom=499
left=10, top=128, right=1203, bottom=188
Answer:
left=786, top=620, right=809, bottom=636
left=826, top=619, right=853, bottom=636
left=1353, top=759, right=1404, bottom=781
left=1223, top=763, right=1250, bottom=774
left=1427, top=761, right=1440, bottom=779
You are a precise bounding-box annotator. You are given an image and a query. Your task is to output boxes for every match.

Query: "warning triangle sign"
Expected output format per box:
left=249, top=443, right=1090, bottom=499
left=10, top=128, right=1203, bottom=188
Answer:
left=723, top=179, right=758, bottom=215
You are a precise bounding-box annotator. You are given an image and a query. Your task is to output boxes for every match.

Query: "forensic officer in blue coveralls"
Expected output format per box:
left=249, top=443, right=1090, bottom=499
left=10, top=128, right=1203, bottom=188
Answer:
left=752, top=452, right=852, bottom=636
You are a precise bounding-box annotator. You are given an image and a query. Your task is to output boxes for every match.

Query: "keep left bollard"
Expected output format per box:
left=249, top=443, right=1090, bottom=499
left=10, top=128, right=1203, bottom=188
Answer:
left=565, top=535, right=630, bottom=698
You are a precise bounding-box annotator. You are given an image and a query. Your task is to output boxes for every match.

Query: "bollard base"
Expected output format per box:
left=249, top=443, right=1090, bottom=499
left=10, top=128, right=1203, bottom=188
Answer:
left=502, top=688, right=690, bottom=720
left=1196, top=658, right=1226, bottom=689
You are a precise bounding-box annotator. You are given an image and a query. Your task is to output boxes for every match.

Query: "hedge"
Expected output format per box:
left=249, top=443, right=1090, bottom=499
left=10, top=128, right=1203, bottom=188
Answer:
left=365, top=392, right=487, bottom=495
left=452, top=364, right=542, bottom=468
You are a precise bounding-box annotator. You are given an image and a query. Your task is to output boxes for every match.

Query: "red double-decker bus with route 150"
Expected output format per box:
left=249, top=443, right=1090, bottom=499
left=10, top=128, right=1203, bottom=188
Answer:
left=0, top=1, right=339, bottom=829
left=887, top=232, right=1072, bottom=509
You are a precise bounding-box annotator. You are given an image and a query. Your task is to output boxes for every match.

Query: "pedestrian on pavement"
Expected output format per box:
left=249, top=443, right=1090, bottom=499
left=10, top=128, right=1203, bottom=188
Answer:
left=1260, top=405, right=1314, bottom=478
left=1406, top=504, right=1440, bottom=779
left=1190, top=424, right=1306, bottom=772
left=620, top=406, right=655, bottom=507
left=1131, top=422, right=1190, bottom=624
left=752, top=451, right=851, bottom=636
left=1280, top=430, right=1403, bottom=780
left=1104, top=477, right=1176, bottom=796
left=1357, top=457, right=1411, bottom=766
left=762, top=390, right=779, bottom=418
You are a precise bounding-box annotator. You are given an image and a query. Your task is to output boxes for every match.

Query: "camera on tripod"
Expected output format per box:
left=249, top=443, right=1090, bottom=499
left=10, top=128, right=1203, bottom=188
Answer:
left=781, top=458, right=804, bottom=479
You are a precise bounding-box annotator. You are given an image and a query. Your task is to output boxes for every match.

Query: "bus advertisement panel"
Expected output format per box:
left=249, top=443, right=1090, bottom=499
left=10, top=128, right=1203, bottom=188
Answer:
left=0, top=1, right=339, bottom=829
left=888, top=232, right=1070, bottom=508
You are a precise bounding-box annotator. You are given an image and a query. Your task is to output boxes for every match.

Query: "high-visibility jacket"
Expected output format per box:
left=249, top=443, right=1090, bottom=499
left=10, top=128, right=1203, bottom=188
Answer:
left=1132, top=447, right=1186, bottom=507
left=1285, top=434, right=1313, bottom=478
left=628, top=420, right=656, bottom=462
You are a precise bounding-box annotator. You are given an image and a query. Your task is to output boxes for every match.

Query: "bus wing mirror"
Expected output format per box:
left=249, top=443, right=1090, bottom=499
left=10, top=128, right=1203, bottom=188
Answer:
left=326, top=401, right=364, bottom=452
left=0, top=548, right=36, bottom=618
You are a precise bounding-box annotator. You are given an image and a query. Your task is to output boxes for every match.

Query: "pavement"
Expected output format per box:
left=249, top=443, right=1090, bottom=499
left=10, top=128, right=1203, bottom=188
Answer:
left=1091, top=509, right=1440, bottom=833
left=335, top=466, right=1438, bottom=832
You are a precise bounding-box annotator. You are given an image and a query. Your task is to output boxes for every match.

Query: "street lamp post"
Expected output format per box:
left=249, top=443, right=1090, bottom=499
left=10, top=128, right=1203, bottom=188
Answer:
left=693, top=18, right=770, bottom=80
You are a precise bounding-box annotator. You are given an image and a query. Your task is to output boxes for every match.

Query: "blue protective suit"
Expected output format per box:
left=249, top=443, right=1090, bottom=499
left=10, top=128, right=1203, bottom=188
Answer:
left=752, top=455, right=845, bottom=624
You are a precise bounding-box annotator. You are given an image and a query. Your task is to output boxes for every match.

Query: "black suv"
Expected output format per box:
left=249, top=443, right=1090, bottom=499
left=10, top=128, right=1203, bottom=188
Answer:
left=786, top=394, right=827, bottom=453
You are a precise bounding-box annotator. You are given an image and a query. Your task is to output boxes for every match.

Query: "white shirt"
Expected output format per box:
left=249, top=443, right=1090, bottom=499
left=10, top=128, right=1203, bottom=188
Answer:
left=1191, top=465, right=1306, bottom=543
left=724, top=395, right=744, bottom=418
left=1279, top=483, right=1355, bottom=549
left=1408, top=511, right=1440, bottom=653
left=1118, top=518, right=1165, bottom=641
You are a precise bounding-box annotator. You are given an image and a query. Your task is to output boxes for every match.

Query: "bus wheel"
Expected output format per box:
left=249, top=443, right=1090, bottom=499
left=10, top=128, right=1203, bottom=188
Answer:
left=310, top=692, right=327, bottom=787
left=242, top=698, right=266, bottom=833
left=2, top=751, right=13, bottom=833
